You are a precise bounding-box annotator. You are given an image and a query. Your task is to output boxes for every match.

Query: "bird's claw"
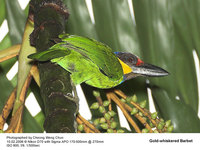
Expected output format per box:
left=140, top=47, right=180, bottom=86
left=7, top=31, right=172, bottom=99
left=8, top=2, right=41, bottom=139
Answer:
left=64, top=79, right=79, bottom=104
left=64, top=92, right=78, bottom=103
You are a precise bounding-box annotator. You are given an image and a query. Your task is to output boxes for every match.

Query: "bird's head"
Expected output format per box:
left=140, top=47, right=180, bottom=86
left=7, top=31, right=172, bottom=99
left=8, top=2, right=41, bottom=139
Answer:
left=114, top=52, right=169, bottom=81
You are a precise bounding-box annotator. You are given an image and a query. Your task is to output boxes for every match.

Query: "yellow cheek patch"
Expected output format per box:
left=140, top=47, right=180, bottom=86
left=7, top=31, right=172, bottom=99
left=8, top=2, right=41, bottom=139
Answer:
left=118, top=58, right=132, bottom=74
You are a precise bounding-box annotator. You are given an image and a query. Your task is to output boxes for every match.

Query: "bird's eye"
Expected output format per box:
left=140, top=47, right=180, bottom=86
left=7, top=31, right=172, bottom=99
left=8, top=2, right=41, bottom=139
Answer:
left=128, top=58, right=133, bottom=63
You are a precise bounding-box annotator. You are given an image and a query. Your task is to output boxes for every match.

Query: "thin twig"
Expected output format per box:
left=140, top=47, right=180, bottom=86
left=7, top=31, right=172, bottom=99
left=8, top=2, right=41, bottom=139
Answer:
left=129, top=101, right=158, bottom=129
left=6, top=73, right=32, bottom=133
left=5, top=105, right=23, bottom=133
left=77, top=114, right=100, bottom=133
left=30, top=64, right=40, bottom=87
left=114, top=89, right=162, bottom=132
left=0, top=44, right=21, bottom=63
left=12, top=72, right=32, bottom=115
left=108, top=99, right=112, bottom=111
left=106, top=92, right=141, bottom=133
left=113, top=89, right=127, bottom=99
left=0, top=88, right=17, bottom=130
left=76, top=117, right=95, bottom=133
left=96, top=95, right=103, bottom=106
left=123, top=102, right=153, bottom=133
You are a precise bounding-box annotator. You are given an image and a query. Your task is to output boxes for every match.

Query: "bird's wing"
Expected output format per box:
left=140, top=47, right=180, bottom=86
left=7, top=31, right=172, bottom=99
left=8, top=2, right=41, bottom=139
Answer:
left=28, top=35, right=123, bottom=80
left=28, top=42, right=71, bottom=61
left=61, top=35, right=123, bottom=80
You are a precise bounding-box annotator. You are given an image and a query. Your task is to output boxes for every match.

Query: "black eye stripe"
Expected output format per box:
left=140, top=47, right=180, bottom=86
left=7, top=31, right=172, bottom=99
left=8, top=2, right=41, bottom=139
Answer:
left=115, top=52, right=139, bottom=65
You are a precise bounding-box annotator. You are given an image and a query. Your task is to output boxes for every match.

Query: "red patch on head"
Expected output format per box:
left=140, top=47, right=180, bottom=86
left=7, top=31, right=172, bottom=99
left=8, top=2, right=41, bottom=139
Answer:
left=136, top=58, right=144, bottom=66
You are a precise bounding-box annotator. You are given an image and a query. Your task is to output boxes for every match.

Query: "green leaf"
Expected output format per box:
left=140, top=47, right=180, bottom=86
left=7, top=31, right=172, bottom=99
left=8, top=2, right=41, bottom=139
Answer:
left=0, top=75, right=14, bottom=112
left=64, top=0, right=97, bottom=38
left=0, top=0, right=6, bottom=26
left=0, top=34, right=14, bottom=114
left=0, top=34, right=12, bottom=51
left=171, top=0, right=200, bottom=55
left=30, top=80, right=45, bottom=114
left=34, top=111, right=45, bottom=130
left=93, top=0, right=140, bottom=56
left=133, top=0, right=198, bottom=112
left=0, top=58, right=16, bottom=114
left=5, top=0, right=26, bottom=44
left=152, top=87, right=200, bottom=133
left=171, top=0, right=199, bottom=111
left=23, top=107, right=44, bottom=133
left=133, top=0, right=177, bottom=97
left=13, top=19, right=36, bottom=115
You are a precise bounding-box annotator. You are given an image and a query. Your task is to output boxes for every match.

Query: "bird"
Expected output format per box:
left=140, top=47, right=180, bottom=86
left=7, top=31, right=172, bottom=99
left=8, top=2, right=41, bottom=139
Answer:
left=28, top=34, right=169, bottom=89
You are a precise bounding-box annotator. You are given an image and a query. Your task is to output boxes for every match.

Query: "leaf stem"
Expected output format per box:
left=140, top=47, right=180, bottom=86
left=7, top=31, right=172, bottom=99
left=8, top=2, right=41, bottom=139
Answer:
left=77, top=114, right=100, bottom=133
left=106, top=92, right=141, bottom=133
left=114, top=89, right=163, bottom=132
left=0, top=88, right=17, bottom=130
left=0, top=44, right=21, bottom=62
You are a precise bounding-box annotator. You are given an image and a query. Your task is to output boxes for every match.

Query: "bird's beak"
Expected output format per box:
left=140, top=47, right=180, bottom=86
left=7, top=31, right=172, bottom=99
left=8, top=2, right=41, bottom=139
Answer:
left=131, top=63, right=169, bottom=77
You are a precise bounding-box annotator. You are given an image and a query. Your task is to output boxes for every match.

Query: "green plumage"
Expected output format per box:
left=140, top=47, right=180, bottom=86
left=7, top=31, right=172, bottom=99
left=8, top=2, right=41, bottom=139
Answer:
left=28, top=35, right=124, bottom=89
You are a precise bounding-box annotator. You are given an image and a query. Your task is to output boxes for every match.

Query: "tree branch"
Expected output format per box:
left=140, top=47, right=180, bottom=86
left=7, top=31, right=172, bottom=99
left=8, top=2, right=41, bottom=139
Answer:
left=29, top=0, right=78, bottom=133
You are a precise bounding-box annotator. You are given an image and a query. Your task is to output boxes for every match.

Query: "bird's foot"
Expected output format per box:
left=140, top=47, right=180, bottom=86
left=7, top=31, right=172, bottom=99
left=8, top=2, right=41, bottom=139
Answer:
left=64, top=79, right=79, bottom=104
left=64, top=92, right=78, bottom=103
